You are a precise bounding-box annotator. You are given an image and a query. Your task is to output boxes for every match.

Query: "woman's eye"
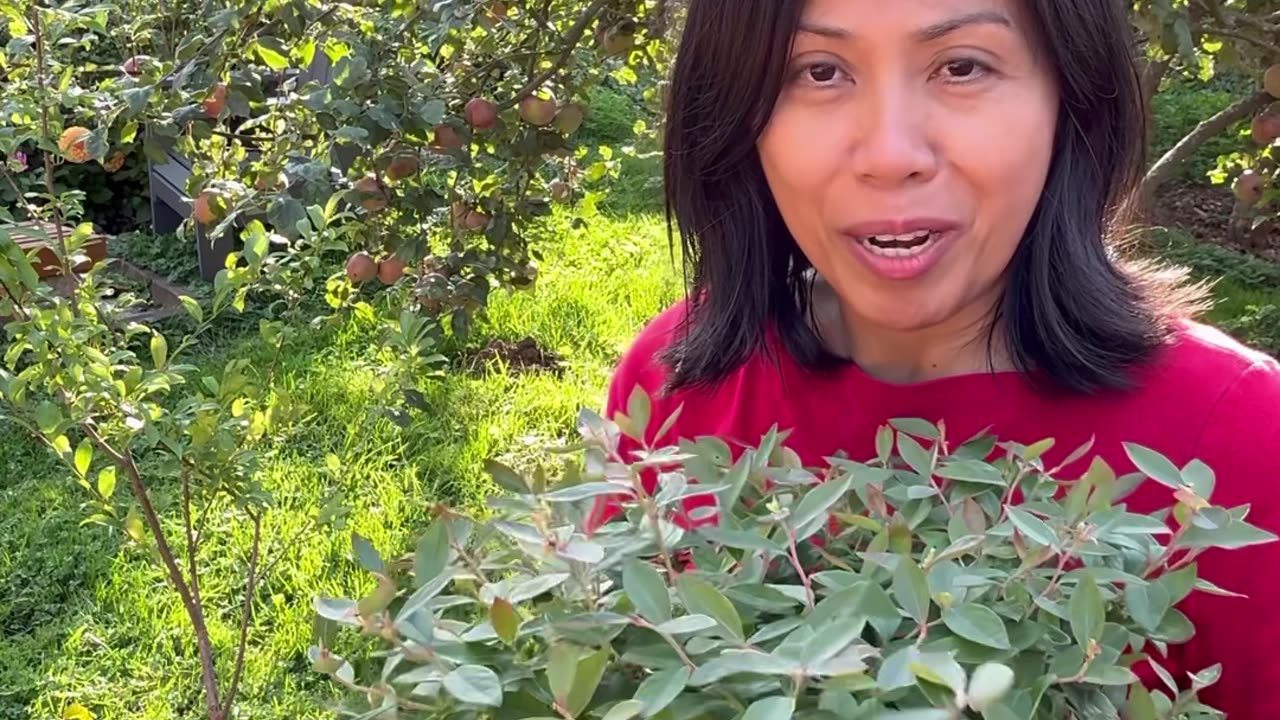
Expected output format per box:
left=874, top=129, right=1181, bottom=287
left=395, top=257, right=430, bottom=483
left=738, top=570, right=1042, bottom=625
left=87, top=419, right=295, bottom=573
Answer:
left=808, top=63, right=839, bottom=83
left=939, top=58, right=989, bottom=82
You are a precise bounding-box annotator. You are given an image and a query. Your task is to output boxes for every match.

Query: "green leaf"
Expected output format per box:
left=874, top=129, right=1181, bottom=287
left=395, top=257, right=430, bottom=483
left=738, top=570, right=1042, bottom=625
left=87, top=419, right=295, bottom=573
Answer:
left=490, top=597, right=519, bottom=645
left=910, top=651, right=967, bottom=696
left=1181, top=459, right=1215, bottom=500
left=74, top=439, right=92, bottom=477
left=442, top=665, right=503, bottom=707
left=676, top=574, right=743, bottom=640
left=548, top=643, right=578, bottom=703
left=898, top=432, right=934, bottom=477
left=542, top=481, right=631, bottom=503
left=936, top=460, right=1006, bottom=486
left=1179, top=518, right=1278, bottom=550
left=1125, top=684, right=1158, bottom=720
left=1124, top=581, right=1170, bottom=632
left=788, top=473, right=854, bottom=539
left=623, top=558, right=671, bottom=624
left=253, top=36, right=291, bottom=70
left=878, top=645, right=922, bottom=691
left=891, top=418, right=941, bottom=439
left=633, top=666, right=689, bottom=717
left=893, top=557, right=932, bottom=624
left=604, top=700, right=645, bottom=720
left=351, top=533, right=384, bottom=573
left=415, top=519, right=450, bottom=587
left=179, top=296, right=204, bottom=324
left=567, top=647, right=610, bottom=716
left=1123, top=443, right=1183, bottom=490
left=150, top=333, right=168, bottom=369
left=942, top=605, right=1011, bottom=650
left=689, top=650, right=800, bottom=685
left=35, top=401, right=60, bottom=435
left=484, top=459, right=529, bottom=494
left=97, top=467, right=116, bottom=500
left=967, top=663, right=1015, bottom=712
left=655, top=614, right=717, bottom=635
left=741, top=696, right=794, bottom=720
left=1007, top=507, right=1057, bottom=548
left=699, top=526, right=786, bottom=554
left=875, top=712, right=950, bottom=720
left=1069, top=571, right=1105, bottom=650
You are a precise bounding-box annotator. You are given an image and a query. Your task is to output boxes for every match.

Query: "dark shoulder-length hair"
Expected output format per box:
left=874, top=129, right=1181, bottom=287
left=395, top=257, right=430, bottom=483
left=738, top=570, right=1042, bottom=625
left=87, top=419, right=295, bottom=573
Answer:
left=657, top=0, right=1205, bottom=396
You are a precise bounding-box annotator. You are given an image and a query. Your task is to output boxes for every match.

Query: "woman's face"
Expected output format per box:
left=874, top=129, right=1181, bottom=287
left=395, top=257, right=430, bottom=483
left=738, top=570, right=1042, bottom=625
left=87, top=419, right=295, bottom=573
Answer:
left=758, top=0, right=1060, bottom=339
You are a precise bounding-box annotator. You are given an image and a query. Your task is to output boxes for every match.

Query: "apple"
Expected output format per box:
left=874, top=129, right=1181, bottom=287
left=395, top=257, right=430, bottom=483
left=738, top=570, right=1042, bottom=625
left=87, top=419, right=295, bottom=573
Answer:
left=378, top=255, right=409, bottom=284
left=122, top=55, right=150, bottom=77
left=385, top=153, right=420, bottom=182
left=465, top=97, right=498, bottom=130
left=1266, top=64, right=1280, bottom=100
left=193, top=191, right=227, bottom=225
left=519, top=92, right=557, bottom=126
left=346, top=251, right=378, bottom=284
left=1234, top=169, right=1266, bottom=205
left=57, top=126, right=93, bottom=164
left=353, top=175, right=388, bottom=212
left=431, top=124, right=464, bottom=152
left=203, top=83, right=228, bottom=118
left=1252, top=111, right=1280, bottom=145
left=553, top=103, right=585, bottom=135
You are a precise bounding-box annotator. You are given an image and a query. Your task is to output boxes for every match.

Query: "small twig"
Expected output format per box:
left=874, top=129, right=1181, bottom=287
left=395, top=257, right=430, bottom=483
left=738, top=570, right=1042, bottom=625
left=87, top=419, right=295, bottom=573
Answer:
left=632, top=616, right=698, bottom=671
left=496, top=0, right=610, bottom=111
left=221, top=511, right=262, bottom=716
left=181, top=466, right=202, bottom=606
left=30, top=6, right=74, bottom=284
left=785, top=527, right=815, bottom=612
left=1143, top=525, right=1190, bottom=578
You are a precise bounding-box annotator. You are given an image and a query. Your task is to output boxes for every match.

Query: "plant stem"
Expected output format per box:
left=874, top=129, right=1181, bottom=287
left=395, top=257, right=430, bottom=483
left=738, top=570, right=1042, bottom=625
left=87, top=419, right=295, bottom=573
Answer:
left=181, top=465, right=202, bottom=607
left=82, top=423, right=225, bottom=720
left=632, top=617, right=697, bottom=671
left=221, top=511, right=262, bottom=717
left=29, top=5, right=73, bottom=282
left=1143, top=525, right=1190, bottom=578
left=785, top=527, right=815, bottom=612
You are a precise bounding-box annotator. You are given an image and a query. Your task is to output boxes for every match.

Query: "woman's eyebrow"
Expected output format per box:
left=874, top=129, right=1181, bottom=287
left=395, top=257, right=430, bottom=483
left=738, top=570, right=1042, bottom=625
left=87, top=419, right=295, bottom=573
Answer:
left=796, top=10, right=1014, bottom=42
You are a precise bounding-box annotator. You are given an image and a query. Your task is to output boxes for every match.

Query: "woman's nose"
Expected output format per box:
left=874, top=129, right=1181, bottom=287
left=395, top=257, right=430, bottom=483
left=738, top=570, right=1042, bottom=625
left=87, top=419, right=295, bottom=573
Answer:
left=846, top=85, right=940, bottom=189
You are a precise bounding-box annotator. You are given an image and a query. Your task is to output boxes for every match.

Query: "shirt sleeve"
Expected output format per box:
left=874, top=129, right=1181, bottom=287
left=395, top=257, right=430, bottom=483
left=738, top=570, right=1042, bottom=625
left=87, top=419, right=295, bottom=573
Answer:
left=1175, top=359, right=1280, bottom=719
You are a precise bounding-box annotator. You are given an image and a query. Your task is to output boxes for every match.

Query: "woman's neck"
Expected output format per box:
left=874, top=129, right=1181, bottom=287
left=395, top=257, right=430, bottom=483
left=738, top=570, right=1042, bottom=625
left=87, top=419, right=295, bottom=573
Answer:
left=808, top=274, right=1013, bottom=385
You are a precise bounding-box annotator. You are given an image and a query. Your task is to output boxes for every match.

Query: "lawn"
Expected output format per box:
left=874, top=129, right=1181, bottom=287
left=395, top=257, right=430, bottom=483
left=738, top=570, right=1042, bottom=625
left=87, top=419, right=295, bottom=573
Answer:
left=3, top=80, right=1280, bottom=718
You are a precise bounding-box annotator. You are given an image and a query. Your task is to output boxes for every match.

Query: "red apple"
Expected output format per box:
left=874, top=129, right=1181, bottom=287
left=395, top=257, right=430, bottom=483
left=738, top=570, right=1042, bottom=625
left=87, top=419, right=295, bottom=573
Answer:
left=466, top=98, right=498, bottom=130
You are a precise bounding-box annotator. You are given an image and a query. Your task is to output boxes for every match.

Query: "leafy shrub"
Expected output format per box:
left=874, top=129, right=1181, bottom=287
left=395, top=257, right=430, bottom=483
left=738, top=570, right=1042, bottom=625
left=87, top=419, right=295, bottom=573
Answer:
left=111, top=229, right=206, bottom=288
left=1221, top=304, right=1280, bottom=356
left=309, top=397, right=1274, bottom=719
left=1149, top=72, right=1255, bottom=187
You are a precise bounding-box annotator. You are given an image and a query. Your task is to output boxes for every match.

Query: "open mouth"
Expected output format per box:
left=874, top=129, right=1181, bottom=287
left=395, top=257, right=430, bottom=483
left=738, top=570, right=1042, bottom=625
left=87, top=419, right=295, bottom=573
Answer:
left=857, top=230, right=939, bottom=258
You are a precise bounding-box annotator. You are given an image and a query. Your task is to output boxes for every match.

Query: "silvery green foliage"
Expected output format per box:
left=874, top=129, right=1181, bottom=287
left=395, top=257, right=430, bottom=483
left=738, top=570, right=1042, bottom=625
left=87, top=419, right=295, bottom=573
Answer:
left=312, top=387, right=1275, bottom=720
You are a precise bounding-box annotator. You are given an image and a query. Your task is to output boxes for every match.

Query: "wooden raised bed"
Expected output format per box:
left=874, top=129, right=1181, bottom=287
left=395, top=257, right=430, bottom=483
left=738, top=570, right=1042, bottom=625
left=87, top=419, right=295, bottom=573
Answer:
left=3, top=220, right=108, bottom=278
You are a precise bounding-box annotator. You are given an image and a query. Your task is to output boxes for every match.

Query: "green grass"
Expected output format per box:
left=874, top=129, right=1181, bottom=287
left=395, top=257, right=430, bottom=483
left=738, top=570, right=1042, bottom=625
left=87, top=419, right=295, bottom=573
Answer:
left=0, top=209, right=682, bottom=720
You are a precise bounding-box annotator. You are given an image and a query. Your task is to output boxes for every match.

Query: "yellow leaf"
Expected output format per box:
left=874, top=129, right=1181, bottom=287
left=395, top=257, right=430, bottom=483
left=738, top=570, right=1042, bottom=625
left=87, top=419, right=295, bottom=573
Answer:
left=63, top=703, right=96, bottom=720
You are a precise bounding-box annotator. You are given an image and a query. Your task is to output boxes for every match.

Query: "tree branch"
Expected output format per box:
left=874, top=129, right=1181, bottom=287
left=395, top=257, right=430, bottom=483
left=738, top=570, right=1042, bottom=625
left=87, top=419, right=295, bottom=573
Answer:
left=82, top=423, right=225, bottom=720
left=181, top=465, right=202, bottom=608
left=497, top=0, right=610, bottom=111
left=1140, top=89, right=1273, bottom=204
left=221, top=511, right=262, bottom=717
left=30, top=6, right=73, bottom=283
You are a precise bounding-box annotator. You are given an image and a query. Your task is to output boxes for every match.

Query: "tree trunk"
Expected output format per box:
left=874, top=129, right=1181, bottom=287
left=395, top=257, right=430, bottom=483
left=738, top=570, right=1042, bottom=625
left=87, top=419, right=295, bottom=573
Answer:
left=1138, top=90, right=1273, bottom=211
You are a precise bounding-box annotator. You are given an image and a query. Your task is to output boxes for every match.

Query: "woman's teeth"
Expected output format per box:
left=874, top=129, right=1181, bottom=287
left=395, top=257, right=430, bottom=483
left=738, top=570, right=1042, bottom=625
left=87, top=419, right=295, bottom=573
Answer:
left=860, top=230, right=937, bottom=257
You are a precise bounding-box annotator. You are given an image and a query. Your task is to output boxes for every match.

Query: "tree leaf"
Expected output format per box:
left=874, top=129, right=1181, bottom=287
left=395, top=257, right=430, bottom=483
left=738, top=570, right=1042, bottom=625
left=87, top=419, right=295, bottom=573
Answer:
left=443, top=665, right=503, bottom=707
left=1181, top=459, right=1216, bottom=500
left=741, top=696, right=794, bottom=720
left=1069, top=571, right=1105, bottom=650
left=604, top=700, right=646, bottom=720
left=150, top=333, right=168, bottom=369
left=1123, top=443, right=1183, bottom=490
left=547, top=643, right=579, bottom=703
left=74, top=439, right=92, bottom=477
left=656, top=614, right=717, bottom=635
left=942, top=604, right=1011, bottom=650
left=967, top=662, right=1015, bottom=712
left=542, top=481, right=633, bottom=503
left=351, top=533, right=384, bottom=573
left=1179, top=518, right=1278, bottom=549
left=676, top=574, right=743, bottom=640
left=788, top=474, right=854, bottom=539
left=893, top=558, right=932, bottom=625
left=490, top=597, right=519, bottom=645
left=875, top=712, right=950, bottom=720
left=484, top=458, right=529, bottom=494
left=567, top=647, right=611, bottom=716
left=1124, top=581, right=1171, bottom=632
left=897, top=432, right=935, bottom=478
left=936, top=460, right=1006, bottom=486
left=415, top=519, right=450, bottom=587
left=623, top=558, right=671, bottom=624
left=634, top=666, right=689, bottom=717
left=1007, top=507, right=1058, bottom=548
left=689, top=650, right=800, bottom=685
left=97, top=467, right=116, bottom=500
left=253, top=36, right=291, bottom=70
left=909, top=651, right=967, bottom=696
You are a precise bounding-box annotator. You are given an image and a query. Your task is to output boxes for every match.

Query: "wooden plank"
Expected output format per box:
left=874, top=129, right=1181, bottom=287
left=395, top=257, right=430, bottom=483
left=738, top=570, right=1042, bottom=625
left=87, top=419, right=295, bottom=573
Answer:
left=0, top=221, right=108, bottom=279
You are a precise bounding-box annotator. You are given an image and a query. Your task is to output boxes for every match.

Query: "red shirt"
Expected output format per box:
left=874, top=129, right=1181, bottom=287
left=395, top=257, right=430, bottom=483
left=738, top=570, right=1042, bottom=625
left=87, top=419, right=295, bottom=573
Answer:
left=592, top=299, right=1280, bottom=719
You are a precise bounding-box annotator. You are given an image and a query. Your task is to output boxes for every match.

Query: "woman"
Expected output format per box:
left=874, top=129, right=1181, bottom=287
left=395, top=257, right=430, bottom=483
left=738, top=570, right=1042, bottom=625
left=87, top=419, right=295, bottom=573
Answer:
left=589, top=1, right=1280, bottom=717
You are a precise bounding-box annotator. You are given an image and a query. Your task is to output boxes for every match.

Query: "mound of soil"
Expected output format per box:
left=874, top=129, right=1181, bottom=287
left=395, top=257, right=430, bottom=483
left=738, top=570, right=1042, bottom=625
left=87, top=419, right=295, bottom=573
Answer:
left=463, top=336, right=565, bottom=375
left=1152, top=183, right=1280, bottom=263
